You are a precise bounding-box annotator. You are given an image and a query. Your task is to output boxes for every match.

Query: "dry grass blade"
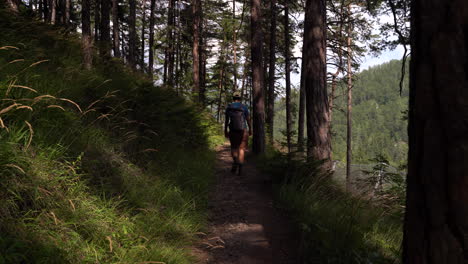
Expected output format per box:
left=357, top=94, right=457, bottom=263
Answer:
left=86, top=99, right=101, bottom=110
left=29, top=59, right=49, bottom=68
left=4, top=164, right=25, bottom=174
left=59, top=98, right=82, bottom=112
left=95, top=79, right=112, bottom=90
left=141, top=149, right=158, bottom=153
left=6, top=78, right=17, bottom=96
left=0, top=117, right=7, bottom=130
left=137, top=262, right=166, bottom=264
left=47, top=105, right=66, bottom=111
left=33, top=94, right=56, bottom=103
left=68, top=199, right=76, bottom=211
left=8, top=59, right=25, bottom=64
left=50, top=211, right=58, bottom=225
left=0, top=103, right=19, bottom=115
left=11, top=85, right=38, bottom=93
left=106, top=236, right=113, bottom=252
left=24, top=120, right=33, bottom=150
left=0, top=46, right=19, bottom=50
left=16, top=105, right=33, bottom=111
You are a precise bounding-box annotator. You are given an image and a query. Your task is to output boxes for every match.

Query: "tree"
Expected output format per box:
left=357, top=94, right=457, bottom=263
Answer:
left=128, top=0, right=137, bottom=69
left=345, top=3, right=352, bottom=191
left=99, top=0, right=111, bottom=57
left=6, top=0, right=20, bottom=12
left=266, top=0, right=276, bottom=143
left=147, top=0, right=155, bottom=77
left=192, top=0, right=201, bottom=100
left=251, top=0, right=265, bottom=154
left=82, top=0, right=93, bottom=70
left=403, top=0, right=468, bottom=262
left=111, top=0, right=120, bottom=57
left=284, top=0, right=292, bottom=154
left=303, top=0, right=331, bottom=168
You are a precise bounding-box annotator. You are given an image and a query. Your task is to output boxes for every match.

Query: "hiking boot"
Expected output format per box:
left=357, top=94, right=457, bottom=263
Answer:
left=237, top=164, right=243, bottom=176
left=231, top=163, right=238, bottom=174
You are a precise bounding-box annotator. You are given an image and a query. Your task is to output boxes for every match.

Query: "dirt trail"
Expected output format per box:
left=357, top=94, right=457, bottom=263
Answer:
left=193, top=144, right=299, bottom=264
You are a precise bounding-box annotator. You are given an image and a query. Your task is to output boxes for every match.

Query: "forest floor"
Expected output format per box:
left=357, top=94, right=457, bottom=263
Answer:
left=192, top=144, right=299, bottom=264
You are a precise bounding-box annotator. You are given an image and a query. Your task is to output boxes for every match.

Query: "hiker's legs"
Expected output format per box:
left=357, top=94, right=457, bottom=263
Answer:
left=238, top=130, right=248, bottom=164
left=238, top=148, right=245, bottom=164
left=231, top=148, right=240, bottom=163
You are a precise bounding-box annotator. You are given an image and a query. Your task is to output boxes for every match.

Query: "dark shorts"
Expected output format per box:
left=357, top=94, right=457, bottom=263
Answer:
left=229, top=130, right=248, bottom=150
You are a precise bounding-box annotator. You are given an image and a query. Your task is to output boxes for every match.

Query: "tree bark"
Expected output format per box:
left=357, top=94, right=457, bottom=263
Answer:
left=94, top=0, right=100, bottom=42
left=266, top=0, right=276, bottom=143
left=403, top=0, right=468, bottom=263
left=82, top=0, right=93, bottom=70
left=148, top=0, right=156, bottom=77
left=345, top=4, right=352, bottom=192
left=232, top=0, right=238, bottom=91
left=303, top=0, right=331, bottom=169
left=192, top=0, right=201, bottom=100
left=140, top=0, right=146, bottom=71
left=50, top=0, right=56, bottom=24
left=64, top=0, right=70, bottom=26
left=297, top=56, right=306, bottom=152
left=99, top=0, right=111, bottom=57
left=251, top=0, right=265, bottom=154
left=111, top=0, right=120, bottom=57
left=199, top=6, right=206, bottom=105
left=284, top=0, right=292, bottom=154
left=128, top=0, right=137, bottom=69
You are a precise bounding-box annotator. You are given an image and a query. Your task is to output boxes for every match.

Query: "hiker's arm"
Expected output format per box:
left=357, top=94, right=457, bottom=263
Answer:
left=224, top=113, right=229, bottom=138
left=247, top=115, right=252, bottom=136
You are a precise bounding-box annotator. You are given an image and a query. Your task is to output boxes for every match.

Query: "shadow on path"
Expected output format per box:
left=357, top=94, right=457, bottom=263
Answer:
left=193, top=144, right=299, bottom=264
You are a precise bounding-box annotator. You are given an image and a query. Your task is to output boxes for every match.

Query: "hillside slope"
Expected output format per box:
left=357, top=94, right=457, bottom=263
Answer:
left=0, top=9, right=222, bottom=264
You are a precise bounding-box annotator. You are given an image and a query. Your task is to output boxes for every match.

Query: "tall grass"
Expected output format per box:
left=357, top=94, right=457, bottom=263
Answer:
left=0, top=8, right=223, bottom=264
left=259, top=149, right=403, bottom=264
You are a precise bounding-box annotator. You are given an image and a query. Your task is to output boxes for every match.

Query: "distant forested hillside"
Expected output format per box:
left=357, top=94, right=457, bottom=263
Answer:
left=332, top=59, right=409, bottom=165
left=274, top=59, right=408, bottom=165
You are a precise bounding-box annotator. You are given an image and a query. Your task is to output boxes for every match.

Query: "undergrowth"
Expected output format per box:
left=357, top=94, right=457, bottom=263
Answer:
left=0, top=8, right=223, bottom=264
left=259, top=148, right=403, bottom=264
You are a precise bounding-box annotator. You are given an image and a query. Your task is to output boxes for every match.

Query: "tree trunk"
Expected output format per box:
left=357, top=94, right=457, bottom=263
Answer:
left=266, top=0, right=276, bottom=143
left=199, top=7, right=206, bottom=105
left=297, top=56, right=306, bottom=152
left=94, top=0, right=100, bottom=42
left=128, top=0, right=136, bottom=69
left=50, top=0, right=56, bottom=24
left=284, top=1, right=292, bottom=154
left=251, top=0, right=265, bottom=154
left=64, top=0, right=70, bottom=26
left=345, top=5, right=353, bottom=192
left=112, top=0, right=120, bottom=57
left=232, top=0, right=238, bottom=91
left=192, top=0, right=201, bottom=100
left=148, top=0, right=155, bottom=77
left=100, top=0, right=111, bottom=57
left=403, top=0, right=468, bottom=263
left=140, top=0, right=146, bottom=71
left=303, top=0, right=331, bottom=169
left=167, top=0, right=175, bottom=86
left=82, top=0, right=93, bottom=70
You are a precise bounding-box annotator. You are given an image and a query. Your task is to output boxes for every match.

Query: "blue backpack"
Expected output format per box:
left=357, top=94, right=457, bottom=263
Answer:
left=226, top=103, right=245, bottom=131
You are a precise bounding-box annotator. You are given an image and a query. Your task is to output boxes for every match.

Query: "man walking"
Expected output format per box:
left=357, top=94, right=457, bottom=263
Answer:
left=225, top=91, right=252, bottom=175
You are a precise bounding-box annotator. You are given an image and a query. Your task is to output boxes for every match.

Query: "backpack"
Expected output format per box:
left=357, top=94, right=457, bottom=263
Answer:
left=227, top=103, right=246, bottom=131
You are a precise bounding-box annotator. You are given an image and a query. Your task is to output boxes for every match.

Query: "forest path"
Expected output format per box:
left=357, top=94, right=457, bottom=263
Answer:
left=192, top=144, right=299, bottom=264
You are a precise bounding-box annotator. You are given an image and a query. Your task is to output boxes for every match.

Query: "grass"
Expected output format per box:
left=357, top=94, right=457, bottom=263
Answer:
left=259, top=148, right=403, bottom=264
left=0, top=7, right=223, bottom=264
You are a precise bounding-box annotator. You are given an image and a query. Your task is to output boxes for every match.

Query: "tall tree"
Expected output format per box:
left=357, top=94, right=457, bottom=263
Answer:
left=128, top=0, right=137, bottom=69
left=192, top=0, right=201, bottom=100
left=82, top=0, right=93, bottom=70
left=345, top=3, right=353, bottom=191
left=5, top=0, right=20, bottom=12
left=297, top=56, right=306, bottom=152
left=111, top=0, right=120, bottom=57
left=99, top=0, right=111, bottom=57
left=284, top=0, right=292, bottom=154
left=303, top=0, right=331, bottom=168
left=50, top=0, right=56, bottom=24
left=147, top=0, right=156, bottom=77
left=94, top=0, right=100, bottom=42
left=403, top=0, right=468, bottom=262
left=266, top=0, right=276, bottom=143
left=140, top=0, right=147, bottom=71
left=251, top=0, right=265, bottom=154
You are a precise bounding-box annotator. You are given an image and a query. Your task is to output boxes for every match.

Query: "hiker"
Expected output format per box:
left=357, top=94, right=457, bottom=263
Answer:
left=224, top=91, right=252, bottom=175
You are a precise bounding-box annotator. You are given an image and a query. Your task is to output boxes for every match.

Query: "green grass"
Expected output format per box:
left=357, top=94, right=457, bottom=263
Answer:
left=0, top=8, right=223, bottom=264
left=259, top=149, right=403, bottom=264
